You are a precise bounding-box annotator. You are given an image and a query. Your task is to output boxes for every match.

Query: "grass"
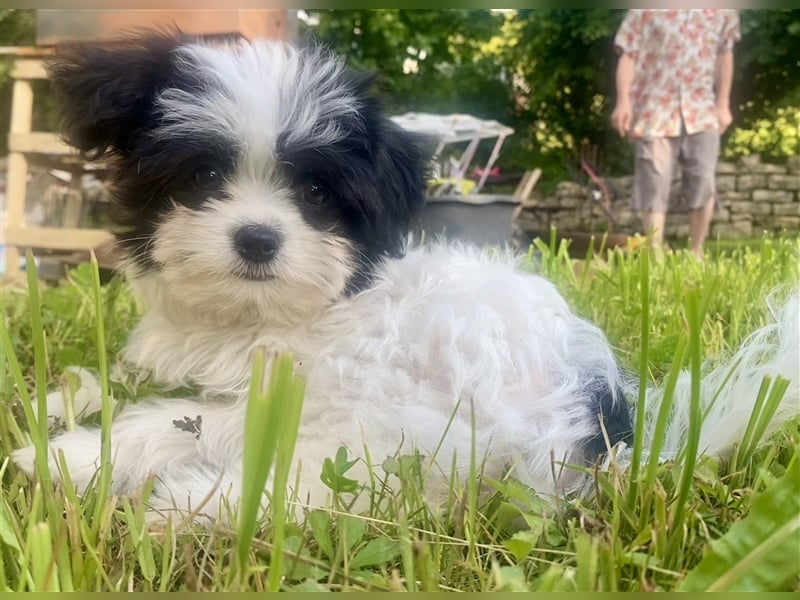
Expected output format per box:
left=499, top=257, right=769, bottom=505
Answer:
left=1, top=232, right=799, bottom=592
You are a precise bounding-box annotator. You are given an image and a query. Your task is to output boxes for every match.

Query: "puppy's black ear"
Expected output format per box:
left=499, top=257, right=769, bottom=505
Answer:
left=371, top=119, right=433, bottom=257
left=46, top=30, right=185, bottom=159
left=336, top=69, right=432, bottom=258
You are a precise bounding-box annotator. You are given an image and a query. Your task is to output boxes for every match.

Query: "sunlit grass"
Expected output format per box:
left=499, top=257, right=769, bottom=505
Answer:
left=1, top=231, right=798, bottom=591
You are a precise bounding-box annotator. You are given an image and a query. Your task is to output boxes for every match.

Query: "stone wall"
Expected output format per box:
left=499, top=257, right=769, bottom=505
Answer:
left=516, top=154, right=800, bottom=239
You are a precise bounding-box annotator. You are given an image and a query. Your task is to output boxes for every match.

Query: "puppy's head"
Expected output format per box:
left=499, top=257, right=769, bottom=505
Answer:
left=49, top=31, right=429, bottom=324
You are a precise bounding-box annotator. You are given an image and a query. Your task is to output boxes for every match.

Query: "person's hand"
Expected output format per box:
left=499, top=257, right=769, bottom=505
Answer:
left=716, top=104, right=733, bottom=134
left=611, top=99, right=632, bottom=138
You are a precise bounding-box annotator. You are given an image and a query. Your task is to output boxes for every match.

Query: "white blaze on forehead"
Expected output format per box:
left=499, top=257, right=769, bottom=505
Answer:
left=154, top=40, right=362, bottom=155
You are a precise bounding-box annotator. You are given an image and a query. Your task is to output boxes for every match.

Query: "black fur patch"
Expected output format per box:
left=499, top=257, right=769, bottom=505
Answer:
left=276, top=86, right=431, bottom=290
left=584, top=382, right=634, bottom=459
left=46, top=30, right=189, bottom=159
left=46, top=30, right=219, bottom=271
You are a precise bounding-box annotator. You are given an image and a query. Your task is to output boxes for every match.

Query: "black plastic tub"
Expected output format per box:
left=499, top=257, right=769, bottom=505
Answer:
left=415, top=194, right=519, bottom=247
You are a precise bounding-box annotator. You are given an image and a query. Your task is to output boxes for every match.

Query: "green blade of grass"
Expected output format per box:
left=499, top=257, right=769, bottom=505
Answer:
left=54, top=448, right=86, bottom=586
left=574, top=529, right=599, bottom=591
left=642, top=335, right=688, bottom=501
left=88, top=252, right=113, bottom=534
left=701, top=356, right=742, bottom=423
left=667, top=288, right=704, bottom=561
left=28, top=521, right=59, bottom=592
left=627, top=246, right=650, bottom=509
left=397, top=511, right=415, bottom=592
left=121, top=480, right=159, bottom=588
left=466, top=399, right=477, bottom=562
left=733, top=375, right=791, bottom=473
left=21, top=252, right=53, bottom=494
left=157, top=513, right=177, bottom=592
left=0, top=489, right=25, bottom=591
left=24, top=251, right=48, bottom=460
left=16, top=484, right=42, bottom=591
left=268, top=369, right=306, bottom=592
left=1, top=317, right=39, bottom=452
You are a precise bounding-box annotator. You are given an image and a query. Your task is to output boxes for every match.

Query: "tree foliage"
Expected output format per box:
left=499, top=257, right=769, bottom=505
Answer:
left=307, top=10, right=512, bottom=121
left=0, top=9, right=35, bottom=51
left=496, top=9, right=630, bottom=175
left=734, top=10, right=800, bottom=119
left=0, top=9, right=36, bottom=154
left=307, top=9, right=800, bottom=177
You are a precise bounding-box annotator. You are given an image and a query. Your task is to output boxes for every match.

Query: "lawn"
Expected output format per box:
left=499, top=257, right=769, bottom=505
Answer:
left=1, top=231, right=798, bottom=592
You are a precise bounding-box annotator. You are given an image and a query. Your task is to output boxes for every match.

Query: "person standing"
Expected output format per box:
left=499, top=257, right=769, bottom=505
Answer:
left=611, top=9, right=741, bottom=257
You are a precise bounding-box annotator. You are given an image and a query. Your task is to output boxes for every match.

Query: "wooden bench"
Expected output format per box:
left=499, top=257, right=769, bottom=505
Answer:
left=2, top=47, right=114, bottom=281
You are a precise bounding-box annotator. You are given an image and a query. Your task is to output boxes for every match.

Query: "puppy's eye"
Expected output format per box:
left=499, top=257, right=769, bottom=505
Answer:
left=303, top=180, right=330, bottom=205
left=193, top=166, right=223, bottom=191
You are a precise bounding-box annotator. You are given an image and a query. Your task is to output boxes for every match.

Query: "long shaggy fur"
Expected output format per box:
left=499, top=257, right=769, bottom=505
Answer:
left=13, top=32, right=799, bottom=523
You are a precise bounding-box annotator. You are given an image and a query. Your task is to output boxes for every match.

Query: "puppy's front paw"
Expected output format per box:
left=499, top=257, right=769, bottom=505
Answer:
left=39, top=367, right=114, bottom=425
left=12, top=429, right=102, bottom=491
left=11, top=444, right=36, bottom=477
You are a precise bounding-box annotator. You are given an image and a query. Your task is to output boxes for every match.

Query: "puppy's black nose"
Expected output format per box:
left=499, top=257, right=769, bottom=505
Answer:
left=233, top=225, right=282, bottom=263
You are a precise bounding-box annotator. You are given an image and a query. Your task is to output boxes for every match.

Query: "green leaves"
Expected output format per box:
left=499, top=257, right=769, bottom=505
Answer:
left=502, top=530, right=539, bottom=563
left=320, top=446, right=361, bottom=496
left=307, top=510, right=335, bottom=560
left=679, top=450, right=800, bottom=591
left=349, top=537, right=400, bottom=570
left=338, top=514, right=367, bottom=554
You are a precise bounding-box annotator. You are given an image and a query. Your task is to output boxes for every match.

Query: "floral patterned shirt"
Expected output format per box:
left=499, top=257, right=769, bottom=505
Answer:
left=614, top=9, right=741, bottom=139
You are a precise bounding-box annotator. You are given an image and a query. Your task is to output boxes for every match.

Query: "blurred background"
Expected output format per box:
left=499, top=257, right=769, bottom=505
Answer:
left=1, top=9, right=798, bottom=277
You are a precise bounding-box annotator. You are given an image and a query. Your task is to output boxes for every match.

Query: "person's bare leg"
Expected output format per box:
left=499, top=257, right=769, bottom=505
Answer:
left=634, top=137, right=673, bottom=254
left=688, top=197, right=715, bottom=258
left=682, top=129, right=721, bottom=260
left=641, top=211, right=666, bottom=249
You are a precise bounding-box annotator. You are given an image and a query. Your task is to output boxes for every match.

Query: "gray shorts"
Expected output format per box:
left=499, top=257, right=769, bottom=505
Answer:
left=633, top=129, right=720, bottom=213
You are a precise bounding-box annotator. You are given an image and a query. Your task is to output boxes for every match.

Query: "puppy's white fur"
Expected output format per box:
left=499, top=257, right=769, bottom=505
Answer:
left=159, top=41, right=360, bottom=152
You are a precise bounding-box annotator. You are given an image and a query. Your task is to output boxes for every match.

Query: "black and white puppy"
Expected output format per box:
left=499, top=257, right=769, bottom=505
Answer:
left=14, top=32, right=799, bottom=521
